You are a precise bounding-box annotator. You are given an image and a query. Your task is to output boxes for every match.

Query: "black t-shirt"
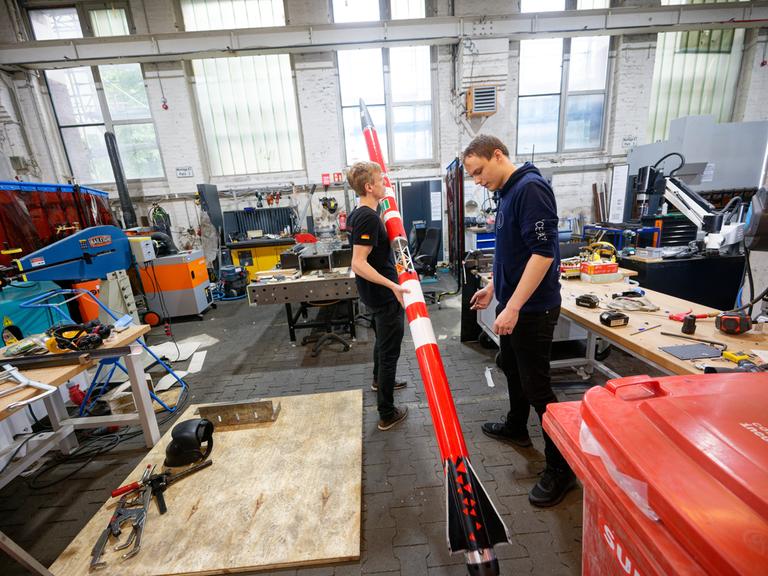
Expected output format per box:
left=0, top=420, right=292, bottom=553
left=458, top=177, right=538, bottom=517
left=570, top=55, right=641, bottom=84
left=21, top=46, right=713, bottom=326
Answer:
left=347, top=205, right=397, bottom=308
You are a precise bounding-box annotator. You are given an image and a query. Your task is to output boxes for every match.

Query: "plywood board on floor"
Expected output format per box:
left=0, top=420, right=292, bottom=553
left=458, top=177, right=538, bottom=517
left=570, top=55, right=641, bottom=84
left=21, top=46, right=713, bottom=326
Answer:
left=50, top=389, right=363, bottom=575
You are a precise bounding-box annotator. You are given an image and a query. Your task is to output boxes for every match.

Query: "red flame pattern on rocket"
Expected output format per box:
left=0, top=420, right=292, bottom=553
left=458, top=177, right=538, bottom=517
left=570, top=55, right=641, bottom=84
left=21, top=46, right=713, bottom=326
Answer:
left=359, top=100, right=510, bottom=574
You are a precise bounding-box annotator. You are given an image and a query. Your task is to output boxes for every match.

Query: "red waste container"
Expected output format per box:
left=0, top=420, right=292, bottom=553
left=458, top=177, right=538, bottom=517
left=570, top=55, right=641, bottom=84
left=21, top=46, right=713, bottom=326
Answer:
left=544, top=373, right=768, bottom=576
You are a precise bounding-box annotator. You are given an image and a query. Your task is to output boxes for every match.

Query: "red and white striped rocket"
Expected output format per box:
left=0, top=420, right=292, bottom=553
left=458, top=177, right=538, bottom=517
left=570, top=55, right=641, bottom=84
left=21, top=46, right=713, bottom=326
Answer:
left=360, top=100, right=510, bottom=576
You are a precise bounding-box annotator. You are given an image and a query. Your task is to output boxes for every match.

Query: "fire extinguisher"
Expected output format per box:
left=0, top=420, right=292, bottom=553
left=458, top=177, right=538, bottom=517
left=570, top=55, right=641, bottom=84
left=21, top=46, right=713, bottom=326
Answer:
left=338, top=210, right=347, bottom=231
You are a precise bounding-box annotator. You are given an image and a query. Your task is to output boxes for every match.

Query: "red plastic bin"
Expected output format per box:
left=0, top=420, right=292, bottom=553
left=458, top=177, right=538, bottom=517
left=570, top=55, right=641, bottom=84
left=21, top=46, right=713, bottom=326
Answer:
left=544, top=373, right=768, bottom=575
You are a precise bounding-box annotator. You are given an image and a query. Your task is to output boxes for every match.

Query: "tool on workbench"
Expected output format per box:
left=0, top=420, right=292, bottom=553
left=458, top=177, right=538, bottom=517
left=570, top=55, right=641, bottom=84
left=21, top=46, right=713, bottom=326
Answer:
left=659, top=331, right=728, bottom=350
left=0, top=363, right=58, bottom=413
left=611, top=289, right=645, bottom=299
left=163, top=418, right=215, bottom=467
left=112, top=459, right=213, bottom=514
left=607, top=295, right=659, bottom=312
left=715, top=311, right=752, bottom=335
left=1, top=346, right=132, bottom=371
left=576, top=294, right=600, bottom=309
left=659, top=343, right=723, bottom=361
left=600, top=311, right=629, bottom=327
left=681, top=314, right=697, bottom=335
left=630, top=324, right=661, bottom=336
left=668, top=309, right=715, bottom=322
left=722, top=350, right=751, bottom=363
left=704, top=360, right=767, bottom=373
left=91, top=466, right=153, bottom=570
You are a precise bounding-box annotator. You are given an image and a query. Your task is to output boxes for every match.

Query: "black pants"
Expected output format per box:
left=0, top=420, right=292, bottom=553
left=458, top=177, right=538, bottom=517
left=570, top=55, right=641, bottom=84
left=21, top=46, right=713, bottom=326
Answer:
left=497, top=304, right=568, bottom=470
left=371, top=300, right=404, bottom=420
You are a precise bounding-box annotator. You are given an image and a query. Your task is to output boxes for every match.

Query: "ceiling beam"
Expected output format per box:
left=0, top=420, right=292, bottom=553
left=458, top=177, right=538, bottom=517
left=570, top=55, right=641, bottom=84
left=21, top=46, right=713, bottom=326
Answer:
left=1, top=2, right=766, bottom=69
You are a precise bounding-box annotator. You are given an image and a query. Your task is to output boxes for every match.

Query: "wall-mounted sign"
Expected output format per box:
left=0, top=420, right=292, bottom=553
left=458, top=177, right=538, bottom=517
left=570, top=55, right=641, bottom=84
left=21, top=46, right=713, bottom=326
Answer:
left=176, top=166, right=194, bottom=178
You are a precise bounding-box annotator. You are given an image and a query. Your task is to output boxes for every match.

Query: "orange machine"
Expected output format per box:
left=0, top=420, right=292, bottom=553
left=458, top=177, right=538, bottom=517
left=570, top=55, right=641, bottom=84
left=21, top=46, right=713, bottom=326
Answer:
left=138, top=249, right=212, bottom=322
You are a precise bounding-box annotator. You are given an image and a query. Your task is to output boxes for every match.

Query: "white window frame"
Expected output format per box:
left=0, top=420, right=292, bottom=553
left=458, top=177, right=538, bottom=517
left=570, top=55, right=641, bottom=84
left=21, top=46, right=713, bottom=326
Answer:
left=27, top=3, right=166, bottom=184
left=337, top=46, right=438, bottom=167
left=517, top=37, right=612, bottom=157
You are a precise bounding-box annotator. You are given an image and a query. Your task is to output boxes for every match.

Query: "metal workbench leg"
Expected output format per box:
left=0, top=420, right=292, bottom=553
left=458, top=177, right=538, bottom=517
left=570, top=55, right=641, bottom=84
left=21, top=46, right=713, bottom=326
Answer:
left=348, top=299, right=356, bottom=339
left=125, top=342, right=161, bottom=448
left=285, top=303, right=296, bottom=342
left=0, top=530, right=54, bottom=576
left=42, top=389, right=78, bottom=455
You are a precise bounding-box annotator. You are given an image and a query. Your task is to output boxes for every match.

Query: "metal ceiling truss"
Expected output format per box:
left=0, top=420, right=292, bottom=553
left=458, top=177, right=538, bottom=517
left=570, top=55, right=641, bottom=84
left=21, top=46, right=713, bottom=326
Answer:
left=1, top=2, right=766, bottom=69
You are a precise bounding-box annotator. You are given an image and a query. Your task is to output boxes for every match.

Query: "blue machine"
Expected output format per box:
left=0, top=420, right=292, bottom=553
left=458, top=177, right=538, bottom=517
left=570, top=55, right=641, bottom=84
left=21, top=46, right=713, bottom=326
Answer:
left=10, top=226, right=132, bottom=284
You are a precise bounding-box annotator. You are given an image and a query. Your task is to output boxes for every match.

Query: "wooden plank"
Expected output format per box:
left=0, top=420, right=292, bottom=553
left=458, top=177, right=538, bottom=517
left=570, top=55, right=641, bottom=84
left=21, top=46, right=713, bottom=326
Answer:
left=0, top=325, right=151, bottom=419
left=560, top=280, right=768, bottom=375
left=50, top=389, right=362, bottom=576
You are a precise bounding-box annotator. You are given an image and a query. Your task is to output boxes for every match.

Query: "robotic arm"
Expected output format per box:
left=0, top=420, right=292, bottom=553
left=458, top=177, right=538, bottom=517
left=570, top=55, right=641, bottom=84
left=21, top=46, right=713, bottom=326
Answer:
left=637, top=153, right=747, bottom=252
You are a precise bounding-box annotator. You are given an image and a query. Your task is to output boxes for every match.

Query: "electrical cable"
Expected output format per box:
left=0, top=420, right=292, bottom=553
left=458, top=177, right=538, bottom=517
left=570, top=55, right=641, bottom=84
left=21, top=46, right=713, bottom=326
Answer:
left=0, top=433, right=42, bottom=476
left=23, top=379, right=190, bottom=490
left=653, top=152, right=686, bottom=176
left=27, top=404, right=51, bottom=431
left=745, top=247, right=755, bottom=317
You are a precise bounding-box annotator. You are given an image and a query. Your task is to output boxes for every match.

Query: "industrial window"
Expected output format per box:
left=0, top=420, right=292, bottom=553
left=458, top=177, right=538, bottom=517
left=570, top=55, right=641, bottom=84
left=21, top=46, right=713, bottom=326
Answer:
left=648, top=0, right=747, bottom=142
left=338, top=46, right=433, bottom=166
left=30, top=7, right=163, bottom=184
left=181, top=0, right=303, bottom=176
left=517, top=0, right=610, bottom=156
left=333, top=0, right=432, bottom=165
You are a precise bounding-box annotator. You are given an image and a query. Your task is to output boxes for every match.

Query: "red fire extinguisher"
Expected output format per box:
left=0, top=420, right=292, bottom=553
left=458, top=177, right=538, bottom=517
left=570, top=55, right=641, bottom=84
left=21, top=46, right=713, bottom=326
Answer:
left=338, top=210, right=347, bottom=231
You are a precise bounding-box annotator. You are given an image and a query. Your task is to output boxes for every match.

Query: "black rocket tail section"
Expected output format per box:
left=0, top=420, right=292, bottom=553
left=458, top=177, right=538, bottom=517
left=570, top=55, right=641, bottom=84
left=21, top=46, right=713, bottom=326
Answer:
left=446, top=456, right=510, bottom=558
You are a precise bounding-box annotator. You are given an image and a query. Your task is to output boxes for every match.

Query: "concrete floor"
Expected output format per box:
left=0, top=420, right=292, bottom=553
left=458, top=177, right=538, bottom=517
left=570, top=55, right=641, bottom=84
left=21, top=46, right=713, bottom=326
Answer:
left=0, top=287, right=660, bottom=576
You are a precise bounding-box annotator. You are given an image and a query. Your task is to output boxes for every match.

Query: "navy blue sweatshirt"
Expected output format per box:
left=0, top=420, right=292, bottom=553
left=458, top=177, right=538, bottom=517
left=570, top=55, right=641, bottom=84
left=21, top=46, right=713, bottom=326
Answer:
left=493, top=162, right=561, bottom=313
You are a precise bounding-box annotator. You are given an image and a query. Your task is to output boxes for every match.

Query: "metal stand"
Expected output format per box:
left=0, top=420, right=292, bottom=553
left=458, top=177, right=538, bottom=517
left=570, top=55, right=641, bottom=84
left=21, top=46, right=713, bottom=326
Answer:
left=286, top=300, right=356, bottom=355
left=20, top=289, right=186, bottom=412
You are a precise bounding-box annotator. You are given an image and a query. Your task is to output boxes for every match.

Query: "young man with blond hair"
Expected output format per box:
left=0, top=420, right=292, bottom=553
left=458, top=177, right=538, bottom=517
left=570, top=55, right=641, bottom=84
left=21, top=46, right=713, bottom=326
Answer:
left=463, top=134, right=576, bottom=507
left=347, top=161, right=409, bottom=431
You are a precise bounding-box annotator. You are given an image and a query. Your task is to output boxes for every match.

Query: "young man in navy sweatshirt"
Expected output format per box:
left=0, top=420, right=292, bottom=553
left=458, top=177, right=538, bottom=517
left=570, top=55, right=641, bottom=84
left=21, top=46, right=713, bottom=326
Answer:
left=464, top=135, right=576, bottom=507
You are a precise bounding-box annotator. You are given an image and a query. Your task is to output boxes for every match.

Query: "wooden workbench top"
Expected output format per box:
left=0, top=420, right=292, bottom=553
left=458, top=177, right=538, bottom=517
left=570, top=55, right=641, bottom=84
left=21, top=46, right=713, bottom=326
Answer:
left=559, top=280, right=767, bottom=375
left=0, top=324, right=150, bottom=419
left=50, top=390, right=362, bottom=576
left=474, top=269, right=766, bottom=375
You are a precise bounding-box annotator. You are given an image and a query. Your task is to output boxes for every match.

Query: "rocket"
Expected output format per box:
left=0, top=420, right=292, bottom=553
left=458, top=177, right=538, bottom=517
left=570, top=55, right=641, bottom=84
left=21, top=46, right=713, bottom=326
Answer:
left=359, top=100, right=510, bottom=576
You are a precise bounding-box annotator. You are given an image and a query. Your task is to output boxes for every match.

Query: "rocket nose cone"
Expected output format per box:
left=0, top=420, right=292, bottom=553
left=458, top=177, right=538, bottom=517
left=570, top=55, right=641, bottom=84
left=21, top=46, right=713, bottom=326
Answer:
left=359, top=99, right=372, bottom=128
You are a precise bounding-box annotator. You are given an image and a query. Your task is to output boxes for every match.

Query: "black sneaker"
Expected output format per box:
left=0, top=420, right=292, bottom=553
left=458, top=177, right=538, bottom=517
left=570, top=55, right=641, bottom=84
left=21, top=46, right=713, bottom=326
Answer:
left=528, top=466, right=577, bottom=507
left=377, top=406, right=408, bottom=431
left=371, top=379, right=407, bottom=392
left=481, top=419, right=533, bottom=448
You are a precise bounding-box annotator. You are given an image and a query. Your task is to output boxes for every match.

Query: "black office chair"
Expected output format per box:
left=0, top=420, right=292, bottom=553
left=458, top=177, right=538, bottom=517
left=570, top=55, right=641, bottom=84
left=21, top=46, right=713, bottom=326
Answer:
left=413, top=227, right=441, bottom=278
left=409, top=221, right=427, bottom=254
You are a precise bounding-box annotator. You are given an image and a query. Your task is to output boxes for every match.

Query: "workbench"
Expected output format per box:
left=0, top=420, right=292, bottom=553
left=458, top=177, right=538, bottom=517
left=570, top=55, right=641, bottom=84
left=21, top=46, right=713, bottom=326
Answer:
left=558, top=279, right=767, bottom=377
left=247, top=268, right=358, bottom=351
left=49, top=390, right=362, bottom=576
left=0, top=324, right=161, bottom=490
left=475, top=273, right=767, bottom=378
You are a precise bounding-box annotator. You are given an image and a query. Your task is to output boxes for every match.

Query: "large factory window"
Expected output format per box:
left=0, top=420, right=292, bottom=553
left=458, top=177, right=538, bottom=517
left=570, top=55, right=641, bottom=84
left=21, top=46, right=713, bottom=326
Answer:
left=181, top=0, right=303, bottom=176
left=334, top=0, right=432, bottom=165
left=517, top=0, right=610, bottom=156
left=29, top=6, right=163, bottom=183
left=648, top=0, right=747, bottom=143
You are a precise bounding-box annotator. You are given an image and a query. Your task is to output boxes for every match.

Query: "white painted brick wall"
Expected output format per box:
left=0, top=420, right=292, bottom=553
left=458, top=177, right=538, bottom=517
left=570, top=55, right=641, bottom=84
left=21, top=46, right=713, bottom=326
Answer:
left=143, top=62, right=208, bottom=194
left=607, top=35, right=657, bottom=156
left=734, top=31, right=768, bottom=123
left=294, top=53, right=345, bottom=183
